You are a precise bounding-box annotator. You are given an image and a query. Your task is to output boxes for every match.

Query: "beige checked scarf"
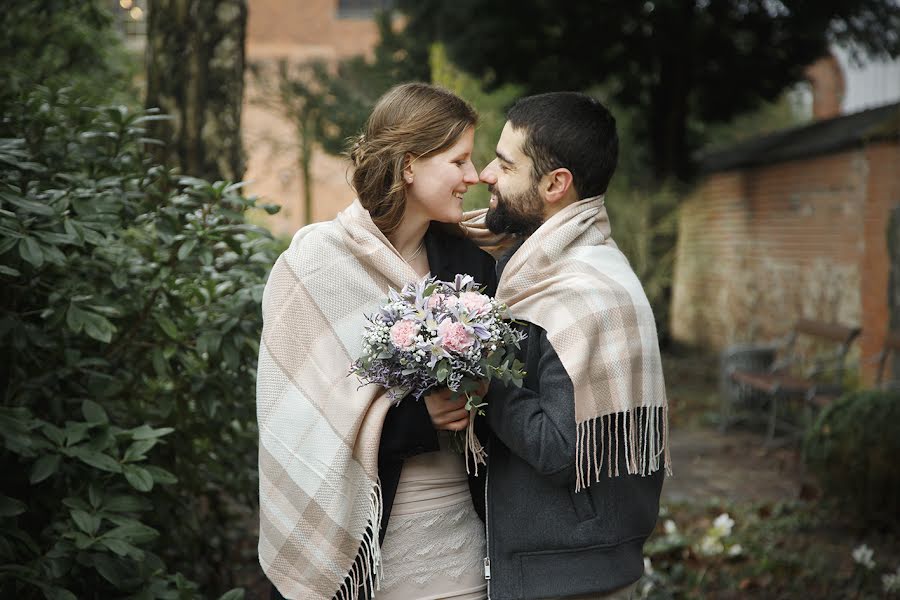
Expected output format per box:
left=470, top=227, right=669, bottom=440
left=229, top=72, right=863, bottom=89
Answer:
left=467, top=195, right=671, bottom=491
left=257, top=200, right=425, bottom=599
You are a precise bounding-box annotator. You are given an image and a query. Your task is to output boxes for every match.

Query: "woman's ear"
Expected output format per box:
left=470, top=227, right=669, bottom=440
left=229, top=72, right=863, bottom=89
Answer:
left=402, top=153, right=415, bottom=184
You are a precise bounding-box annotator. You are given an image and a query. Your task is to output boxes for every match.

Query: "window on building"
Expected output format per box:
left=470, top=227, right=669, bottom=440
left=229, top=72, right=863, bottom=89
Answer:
left=336, top=0, right=395, bottom=19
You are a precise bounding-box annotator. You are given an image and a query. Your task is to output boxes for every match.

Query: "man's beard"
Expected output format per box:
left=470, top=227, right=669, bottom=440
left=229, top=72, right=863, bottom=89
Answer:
left=484, top=185, right=543, bottom=236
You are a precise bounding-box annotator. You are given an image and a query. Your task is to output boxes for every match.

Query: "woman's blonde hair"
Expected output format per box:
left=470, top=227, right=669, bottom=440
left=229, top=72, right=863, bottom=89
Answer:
left=348, top=83, right=477, bottom=236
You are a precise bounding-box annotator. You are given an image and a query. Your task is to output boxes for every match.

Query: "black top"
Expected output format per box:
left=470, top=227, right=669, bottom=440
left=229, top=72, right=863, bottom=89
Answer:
left=377, top=221, right=497, bottom=542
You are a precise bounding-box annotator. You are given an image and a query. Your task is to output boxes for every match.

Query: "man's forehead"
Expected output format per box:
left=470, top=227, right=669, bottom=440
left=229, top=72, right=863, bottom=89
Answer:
left=497, top=122, right=527, bottom=161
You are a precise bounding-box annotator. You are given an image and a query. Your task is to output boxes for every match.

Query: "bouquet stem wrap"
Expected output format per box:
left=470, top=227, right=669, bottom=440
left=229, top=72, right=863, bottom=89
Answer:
left=257, top=200, right=423, bottom=599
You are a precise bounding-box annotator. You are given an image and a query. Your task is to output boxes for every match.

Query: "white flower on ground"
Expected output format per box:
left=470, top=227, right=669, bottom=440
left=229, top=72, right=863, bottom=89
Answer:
left=663, top=519, right=678, bottom=536
left=852, top=544, right=876, bottom=570
left=699, top=535, right=725, bottom=556
left=643, top=557, right=654, bottom=576
left=727, top=544, right=743, bottom=557
left=883, top=566, right=900, bottom=593
left=712, top=513, right=735, bottom=537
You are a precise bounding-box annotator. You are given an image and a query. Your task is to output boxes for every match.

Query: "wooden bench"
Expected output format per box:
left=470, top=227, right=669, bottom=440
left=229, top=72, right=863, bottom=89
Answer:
left=725, top=318, right=861, bottom=444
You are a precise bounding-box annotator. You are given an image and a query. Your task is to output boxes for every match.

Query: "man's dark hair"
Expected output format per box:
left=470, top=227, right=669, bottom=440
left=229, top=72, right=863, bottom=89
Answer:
left=507, top=92, right=618, bottom=198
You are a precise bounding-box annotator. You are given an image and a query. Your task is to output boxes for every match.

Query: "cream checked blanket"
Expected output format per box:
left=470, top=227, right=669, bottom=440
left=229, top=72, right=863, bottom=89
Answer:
left=484, top=195, right=671, bottom=491
left=257, top=200, right=422, bottom=600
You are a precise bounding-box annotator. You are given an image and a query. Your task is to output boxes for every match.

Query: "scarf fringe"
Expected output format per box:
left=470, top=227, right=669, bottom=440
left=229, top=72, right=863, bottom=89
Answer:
left=334, top=480, right=383, bottom=600
left=575, top=405, right=672, bottom=492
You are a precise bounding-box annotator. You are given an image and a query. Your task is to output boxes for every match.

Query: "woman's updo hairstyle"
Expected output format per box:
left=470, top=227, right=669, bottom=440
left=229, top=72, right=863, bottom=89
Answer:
left=348, top=82, right=477, bottom=236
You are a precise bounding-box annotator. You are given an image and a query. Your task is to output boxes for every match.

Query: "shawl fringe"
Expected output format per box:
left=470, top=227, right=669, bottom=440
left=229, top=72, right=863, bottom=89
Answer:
left=575, top=406, right=672, bottom=492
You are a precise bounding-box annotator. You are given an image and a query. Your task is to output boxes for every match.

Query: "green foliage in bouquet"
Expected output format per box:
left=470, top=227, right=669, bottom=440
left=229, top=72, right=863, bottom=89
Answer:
left=0, top=86, right=280, bottom=598
left=804, top=389, right=900, bottom=530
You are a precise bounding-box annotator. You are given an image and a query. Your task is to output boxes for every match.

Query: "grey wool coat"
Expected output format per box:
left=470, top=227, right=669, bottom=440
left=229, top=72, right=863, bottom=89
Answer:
left=483, top=247, right=664, bottom=600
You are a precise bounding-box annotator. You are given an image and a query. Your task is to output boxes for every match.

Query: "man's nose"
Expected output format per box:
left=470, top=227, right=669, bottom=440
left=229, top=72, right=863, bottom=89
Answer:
left=480, top=160, right=498, bottom=185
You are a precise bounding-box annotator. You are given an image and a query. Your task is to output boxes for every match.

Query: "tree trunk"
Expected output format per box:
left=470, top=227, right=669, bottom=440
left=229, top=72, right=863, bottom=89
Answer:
left=889, top=206, right=900, bottom=380
left=299, top=118, right=313, bottom=226
left=145, top=0, right=247, bottom=183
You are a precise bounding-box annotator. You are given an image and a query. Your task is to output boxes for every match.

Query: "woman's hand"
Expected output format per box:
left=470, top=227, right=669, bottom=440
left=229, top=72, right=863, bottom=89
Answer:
left=424, top=388, right=469, bottom=431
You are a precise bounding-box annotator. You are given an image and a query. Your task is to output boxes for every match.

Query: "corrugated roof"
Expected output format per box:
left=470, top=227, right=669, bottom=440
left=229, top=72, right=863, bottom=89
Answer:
left=697, top=101, right=900, bottom=174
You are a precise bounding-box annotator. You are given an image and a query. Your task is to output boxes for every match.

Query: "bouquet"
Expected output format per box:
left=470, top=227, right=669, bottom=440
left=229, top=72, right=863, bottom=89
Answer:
left=350, top=274, right=526, bottom=472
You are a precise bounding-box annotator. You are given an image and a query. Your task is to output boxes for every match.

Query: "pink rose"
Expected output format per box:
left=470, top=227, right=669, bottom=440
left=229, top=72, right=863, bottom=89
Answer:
left=389, top=319, right=419, bottom=350
left=427, top=293, right=445, bottom=309
left=459, top=291, right=490, bottom=315
left=437, top=319, right=474, bottom=353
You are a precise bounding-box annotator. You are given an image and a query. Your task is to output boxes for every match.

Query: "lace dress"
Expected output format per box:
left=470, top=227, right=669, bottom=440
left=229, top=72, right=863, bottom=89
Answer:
left=378, top=434, right=487, bottom=600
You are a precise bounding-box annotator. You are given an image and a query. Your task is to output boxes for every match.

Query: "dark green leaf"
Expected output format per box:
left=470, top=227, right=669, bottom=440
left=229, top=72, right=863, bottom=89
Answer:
left=105, top=521, right=159, bottom=544
left=81, top=310, right=116, bottom=343
left=63, top=421, right=91, bottom=446
left=130, top=424, right=175, bottom=440
left=0, top=190, right=55, bottom=216
left=0, top=265, right=20, bottom=277
left=0, top=495, right=27, bottom=517
left=92, top=554, right=130, bottom=587
left=177, top=238, right=197, bottom=260
left=71, top=509, right=101, bottom=535
left=155, top=314, right=179, bottom=340
left=68, top=447, right=121, bottom=473
left=123, top=439, right=158, bottom=463
left=81, top=399, right=108, bottom=424
left=88, top=484, right=103, bottom=509
left=144, top=465, right=178, bottom=485
left=217, top=589, right=246, bottom=600
left=29, top=454, right=61, bottom=484
left=42, top=587, right=77, bottom=600
left=99, top=537, right=143, bottom=559
left=123, top=465, right=153, bottom=492
left=104, top=494, right=148, bottom=513
left=18, top=237, right=44, bottom=267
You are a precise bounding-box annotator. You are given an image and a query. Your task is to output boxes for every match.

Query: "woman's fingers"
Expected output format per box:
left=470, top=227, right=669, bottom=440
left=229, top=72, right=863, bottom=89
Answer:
left=442, top=417, right=469, bottom=431
left=434, top=408, right=469, bottom=426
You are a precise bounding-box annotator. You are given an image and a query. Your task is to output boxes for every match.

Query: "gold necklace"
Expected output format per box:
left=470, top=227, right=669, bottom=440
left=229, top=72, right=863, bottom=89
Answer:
left=403, top=240, right=425, bottom=263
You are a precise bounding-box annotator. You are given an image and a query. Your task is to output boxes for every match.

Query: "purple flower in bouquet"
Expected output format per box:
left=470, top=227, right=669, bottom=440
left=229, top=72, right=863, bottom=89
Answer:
left=350, top=274, right=527, bottom=471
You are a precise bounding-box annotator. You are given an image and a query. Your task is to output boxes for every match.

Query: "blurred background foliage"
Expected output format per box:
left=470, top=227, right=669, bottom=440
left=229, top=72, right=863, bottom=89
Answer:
left=1, top=1, right=277, bottom=597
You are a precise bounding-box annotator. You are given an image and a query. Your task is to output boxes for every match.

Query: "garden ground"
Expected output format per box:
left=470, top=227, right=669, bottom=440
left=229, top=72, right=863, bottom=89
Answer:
left=649, top=351, right=899, bottom=599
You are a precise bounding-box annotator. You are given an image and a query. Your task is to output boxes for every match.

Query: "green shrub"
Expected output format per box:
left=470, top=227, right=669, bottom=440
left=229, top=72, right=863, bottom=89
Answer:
left=0, top=86, right=279, bottom=598
left=804, top=389, right=900, bottom=529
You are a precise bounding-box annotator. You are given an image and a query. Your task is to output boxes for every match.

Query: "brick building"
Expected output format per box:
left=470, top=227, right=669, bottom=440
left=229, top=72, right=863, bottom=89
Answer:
left=671, top=101, right=900, bottom=384
left=243, top=0, right=391, bottom=236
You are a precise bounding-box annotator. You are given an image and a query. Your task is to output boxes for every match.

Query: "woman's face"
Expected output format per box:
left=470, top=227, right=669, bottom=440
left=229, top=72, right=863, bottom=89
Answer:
left=405, top=126, right=478, bottom=224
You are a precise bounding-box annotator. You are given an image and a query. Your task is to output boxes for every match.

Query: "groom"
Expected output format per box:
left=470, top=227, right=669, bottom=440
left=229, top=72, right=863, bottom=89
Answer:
left=477, top=92, right=669, bottom=600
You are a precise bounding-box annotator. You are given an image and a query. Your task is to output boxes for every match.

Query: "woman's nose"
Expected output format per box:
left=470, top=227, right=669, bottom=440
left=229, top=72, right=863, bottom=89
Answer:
left=463, top=161, right=479, bottom=184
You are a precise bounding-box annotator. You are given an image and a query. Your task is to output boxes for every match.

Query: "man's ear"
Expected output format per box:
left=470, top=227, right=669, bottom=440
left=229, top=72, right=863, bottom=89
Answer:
left=540, top=168, right=574, bottom=204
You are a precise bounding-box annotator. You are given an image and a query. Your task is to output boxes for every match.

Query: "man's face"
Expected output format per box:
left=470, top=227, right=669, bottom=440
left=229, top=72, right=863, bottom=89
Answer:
left=479, top=122, right=544, bottom=236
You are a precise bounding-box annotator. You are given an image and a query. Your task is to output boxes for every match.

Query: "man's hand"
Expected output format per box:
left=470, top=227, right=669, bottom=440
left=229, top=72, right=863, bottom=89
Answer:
left=424, top=388, right=469, bottom=431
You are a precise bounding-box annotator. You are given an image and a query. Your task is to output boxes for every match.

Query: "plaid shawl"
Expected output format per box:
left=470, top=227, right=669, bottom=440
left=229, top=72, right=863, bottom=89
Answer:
left=485, top=195, right=671, bottom=491
left=257, top=200, right=421, bottom=599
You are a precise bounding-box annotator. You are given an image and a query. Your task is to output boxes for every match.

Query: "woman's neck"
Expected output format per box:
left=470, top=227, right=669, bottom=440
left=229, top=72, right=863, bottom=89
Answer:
left=387, top=209, right=430, bottom=262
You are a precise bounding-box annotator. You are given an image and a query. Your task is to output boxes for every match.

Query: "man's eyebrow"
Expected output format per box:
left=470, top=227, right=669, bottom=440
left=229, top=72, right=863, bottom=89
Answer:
left=495, top=149, right=514, bottom=164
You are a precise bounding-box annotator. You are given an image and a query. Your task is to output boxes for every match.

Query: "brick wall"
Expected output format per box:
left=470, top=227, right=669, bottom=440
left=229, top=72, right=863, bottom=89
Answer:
left=242, top=0, right=382, bottom=237
left=671, top=143, right=900, bottom=384
left=861, top=142, right=900, bottom=382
